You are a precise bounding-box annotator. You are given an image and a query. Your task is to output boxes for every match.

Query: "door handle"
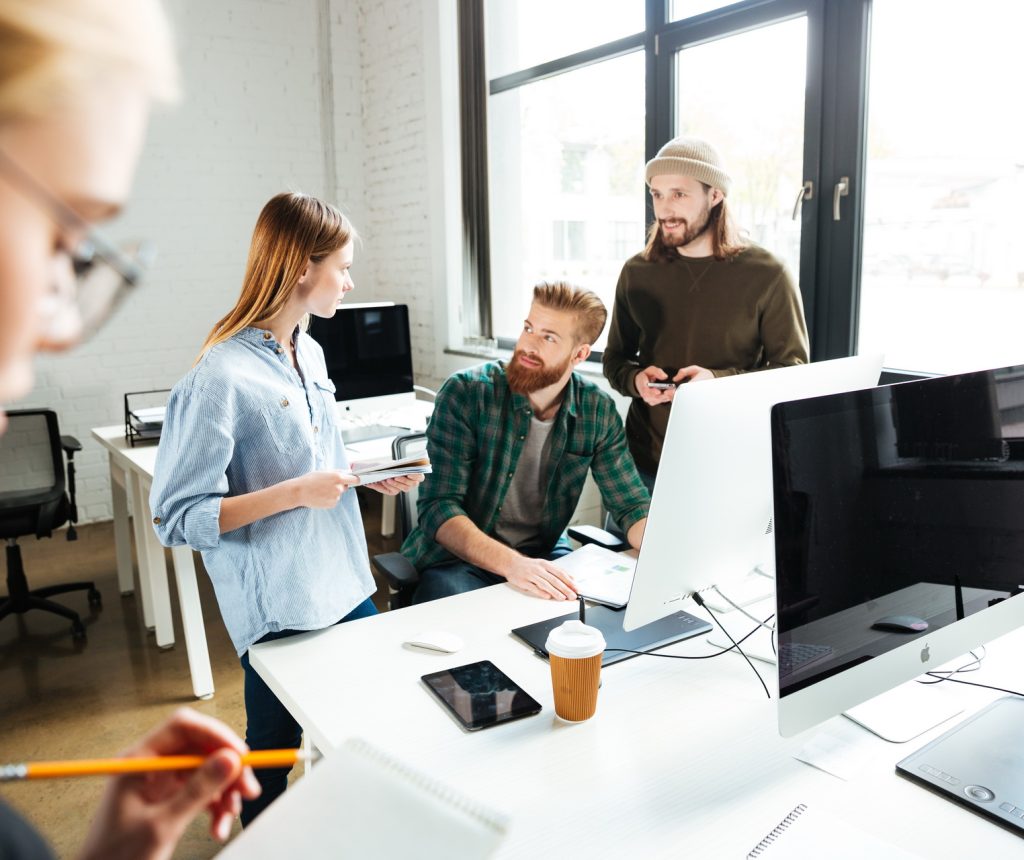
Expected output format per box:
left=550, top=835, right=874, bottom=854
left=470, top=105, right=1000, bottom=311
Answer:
left=792, top=180, right=814, bottom=220
left=833, top=176, right=849, bottom=221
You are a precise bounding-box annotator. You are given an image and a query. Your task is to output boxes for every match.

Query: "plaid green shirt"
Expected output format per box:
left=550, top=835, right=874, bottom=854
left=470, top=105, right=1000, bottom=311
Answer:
left=401, top=361, right=650, bottom=572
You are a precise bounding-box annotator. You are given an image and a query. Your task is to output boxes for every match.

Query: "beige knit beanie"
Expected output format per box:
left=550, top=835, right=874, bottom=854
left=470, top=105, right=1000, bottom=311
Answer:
left=645, top=136, right=731, bottom=196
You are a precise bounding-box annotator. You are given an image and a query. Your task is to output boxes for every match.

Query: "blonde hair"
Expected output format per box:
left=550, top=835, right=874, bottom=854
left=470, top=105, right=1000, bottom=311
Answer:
left=0, top=0, right=178, bottom=122
left=197, top=192, right=356, bottom=361
left=532, top=281, right=607, bottom=345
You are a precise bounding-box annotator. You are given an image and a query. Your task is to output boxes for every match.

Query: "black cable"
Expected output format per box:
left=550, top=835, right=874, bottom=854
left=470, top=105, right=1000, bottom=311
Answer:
left=602, top=613, right=773, bottom=660
left=910, top=646, right=1023, bottom=696
left=694, top=592, right=770, bottom=698
left=919, top=673, right=1024, bottom=698
left=915, top=648, right=984, bottom=685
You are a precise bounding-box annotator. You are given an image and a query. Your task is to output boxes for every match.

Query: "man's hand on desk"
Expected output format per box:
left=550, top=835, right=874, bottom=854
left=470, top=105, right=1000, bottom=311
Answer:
left=504, top=556, right=578, bottom=601
left=366, top=473, right=425, bottom=496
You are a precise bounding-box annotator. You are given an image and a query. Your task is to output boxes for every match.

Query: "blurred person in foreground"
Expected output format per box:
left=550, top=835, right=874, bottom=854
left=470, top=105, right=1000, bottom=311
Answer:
left=0, top=1, right=260, bottom=857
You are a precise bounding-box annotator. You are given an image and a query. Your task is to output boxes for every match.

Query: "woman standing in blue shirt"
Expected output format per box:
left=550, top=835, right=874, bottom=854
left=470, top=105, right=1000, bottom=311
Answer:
left=150, top=192, right=421, bottom=824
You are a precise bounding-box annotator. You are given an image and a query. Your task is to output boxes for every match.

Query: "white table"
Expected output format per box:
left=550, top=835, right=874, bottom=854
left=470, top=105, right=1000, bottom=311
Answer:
left=91, top=425, right=215, bottom=699
left=249, top=586, right=1024, bottom=858
left=91, top=400, right=433, bottom=700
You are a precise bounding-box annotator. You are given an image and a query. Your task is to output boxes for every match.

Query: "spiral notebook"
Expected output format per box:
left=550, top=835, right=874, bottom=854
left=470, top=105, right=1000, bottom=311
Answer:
left=219, top=737, right=508, bottom=859
left=747, top=803, right=922, bottom=858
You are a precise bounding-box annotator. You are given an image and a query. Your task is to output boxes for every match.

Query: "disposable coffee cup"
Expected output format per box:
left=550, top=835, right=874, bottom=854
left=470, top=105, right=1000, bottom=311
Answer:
left=545, top=620, right=606, bottom=722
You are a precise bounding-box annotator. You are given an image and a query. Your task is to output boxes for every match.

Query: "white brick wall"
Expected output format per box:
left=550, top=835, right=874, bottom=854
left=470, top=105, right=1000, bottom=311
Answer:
left=6, top=0, right=604, bottom=529
left=10, top=0, right=364, bottom=522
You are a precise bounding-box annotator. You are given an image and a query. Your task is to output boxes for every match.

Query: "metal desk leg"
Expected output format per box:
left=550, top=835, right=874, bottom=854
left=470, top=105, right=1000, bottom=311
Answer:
left=108, top=458, right=135, bottom=596
left=170, top=545, right=214, bottom=699
left=129, top=471, right=175, bottom=649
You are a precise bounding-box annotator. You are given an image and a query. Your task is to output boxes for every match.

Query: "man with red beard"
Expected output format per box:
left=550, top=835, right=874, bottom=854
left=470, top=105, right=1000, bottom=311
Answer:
left=402, top=282, right=649, bottom=604
left=603, top=137, right=809, bottom=491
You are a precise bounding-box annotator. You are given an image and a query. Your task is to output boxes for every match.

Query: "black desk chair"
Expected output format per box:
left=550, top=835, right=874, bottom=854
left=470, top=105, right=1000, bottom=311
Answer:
left=0, top=409, right=101, bottom=640
left=371, top=432, right=428, bottom=610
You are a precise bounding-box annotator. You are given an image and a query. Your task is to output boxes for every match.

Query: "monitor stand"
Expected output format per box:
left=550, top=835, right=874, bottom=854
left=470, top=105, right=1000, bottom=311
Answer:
left=843, top=678, right=964, bottom=743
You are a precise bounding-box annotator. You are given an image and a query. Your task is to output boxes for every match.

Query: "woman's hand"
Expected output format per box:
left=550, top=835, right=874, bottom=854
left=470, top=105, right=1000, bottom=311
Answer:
left=77, top=708, right=261, bottom=860
left=368, top=473, right=425, bottom=496
left=292, top=470, right=360, bottom=508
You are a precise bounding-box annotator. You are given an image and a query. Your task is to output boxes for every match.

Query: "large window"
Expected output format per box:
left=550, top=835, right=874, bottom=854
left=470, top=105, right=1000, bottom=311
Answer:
left=487, top=51, right=645, bottom=351
left=463, top=1, right=1021, bottom=372
left=857, top=1, right=1024, bottom=373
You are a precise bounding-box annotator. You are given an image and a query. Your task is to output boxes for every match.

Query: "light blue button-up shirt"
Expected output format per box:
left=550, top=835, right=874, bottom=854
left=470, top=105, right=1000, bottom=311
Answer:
left=150, top=326, right=375, bottom=656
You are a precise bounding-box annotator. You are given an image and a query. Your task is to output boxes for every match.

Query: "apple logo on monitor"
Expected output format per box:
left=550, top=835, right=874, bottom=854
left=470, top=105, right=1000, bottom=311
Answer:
left=920, top=644, right=931, bottom=663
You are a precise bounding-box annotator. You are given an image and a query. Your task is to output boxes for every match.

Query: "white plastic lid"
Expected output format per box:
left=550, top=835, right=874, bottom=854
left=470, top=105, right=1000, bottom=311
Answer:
left=545, top=619, right=606, bottom=659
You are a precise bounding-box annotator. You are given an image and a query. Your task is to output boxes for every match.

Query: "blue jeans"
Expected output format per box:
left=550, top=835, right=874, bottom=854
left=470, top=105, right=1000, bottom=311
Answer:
left=239, top=596, right=377, bottom=826
left=412, top=540, right=572, bottom=604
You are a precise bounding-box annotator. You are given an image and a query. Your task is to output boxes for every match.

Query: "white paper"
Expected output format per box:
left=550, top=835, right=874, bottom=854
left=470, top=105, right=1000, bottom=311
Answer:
left=556, top=543, right=636, bottom=608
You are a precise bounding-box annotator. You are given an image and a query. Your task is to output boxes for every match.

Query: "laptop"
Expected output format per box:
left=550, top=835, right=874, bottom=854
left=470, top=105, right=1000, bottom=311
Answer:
left=511, top=604, right=712, bottom=667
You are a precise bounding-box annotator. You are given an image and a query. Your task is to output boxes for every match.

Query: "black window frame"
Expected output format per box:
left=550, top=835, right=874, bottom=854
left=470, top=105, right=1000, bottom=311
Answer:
left=459, top=0, right=872, bottom=362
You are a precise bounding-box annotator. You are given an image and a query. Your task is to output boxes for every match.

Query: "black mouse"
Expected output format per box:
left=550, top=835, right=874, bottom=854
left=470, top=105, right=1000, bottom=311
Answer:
left=871, top=614, right=928, bottom=633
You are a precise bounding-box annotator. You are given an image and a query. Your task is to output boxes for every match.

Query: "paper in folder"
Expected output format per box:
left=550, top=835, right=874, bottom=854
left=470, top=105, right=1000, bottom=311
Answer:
left=556, top=543, right=636, bottom=609
left=350, top=453, right=432, bottom=485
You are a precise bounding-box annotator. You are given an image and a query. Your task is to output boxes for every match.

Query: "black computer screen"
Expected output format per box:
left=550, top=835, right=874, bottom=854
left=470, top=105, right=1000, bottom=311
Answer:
left=770, top=365, right=1024, bottom=696
left=307, top=304, right=414, bottom=401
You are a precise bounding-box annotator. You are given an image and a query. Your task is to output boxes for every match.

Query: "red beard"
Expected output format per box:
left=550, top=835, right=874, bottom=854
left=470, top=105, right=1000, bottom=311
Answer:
left=505, top=349, right=571, bottom=394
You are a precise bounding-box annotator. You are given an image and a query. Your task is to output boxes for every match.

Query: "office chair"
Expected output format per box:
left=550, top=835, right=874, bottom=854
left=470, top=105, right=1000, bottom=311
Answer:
left=0, top=409, right=101, bottom=640
left=370, top=432, right=428, bottom=610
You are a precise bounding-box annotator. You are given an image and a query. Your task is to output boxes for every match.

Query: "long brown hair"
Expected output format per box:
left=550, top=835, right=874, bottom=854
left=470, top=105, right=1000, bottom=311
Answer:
left=642, top=185, right=746, bottom=263
left=196, top=192, right=355, bottom=362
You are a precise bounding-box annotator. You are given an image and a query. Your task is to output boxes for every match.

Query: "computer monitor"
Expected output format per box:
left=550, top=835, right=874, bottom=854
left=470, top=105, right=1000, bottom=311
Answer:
left=623, top=354, right=884, bottom=632
left=307, top=303, right=414, bottom=413
left=771, top=364, right=1024, bottom=739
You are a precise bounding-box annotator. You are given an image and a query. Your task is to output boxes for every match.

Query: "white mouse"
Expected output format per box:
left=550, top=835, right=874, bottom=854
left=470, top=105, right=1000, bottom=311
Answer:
left=404, top=630, right=464, bottom=654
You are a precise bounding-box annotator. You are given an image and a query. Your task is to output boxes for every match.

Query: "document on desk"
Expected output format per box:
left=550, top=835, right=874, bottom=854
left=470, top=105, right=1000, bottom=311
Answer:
left=746, top=802, right=922, bottom=858
left=218, top=737, right=509, bottom=860
left=556, top=543, right=636, bottom=609
left=350, top=454, right=432, bottom=485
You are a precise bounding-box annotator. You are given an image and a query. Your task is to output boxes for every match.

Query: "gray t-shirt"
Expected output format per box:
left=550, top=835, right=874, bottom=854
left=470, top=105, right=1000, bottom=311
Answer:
left=493, top=414, right=556, bottom=550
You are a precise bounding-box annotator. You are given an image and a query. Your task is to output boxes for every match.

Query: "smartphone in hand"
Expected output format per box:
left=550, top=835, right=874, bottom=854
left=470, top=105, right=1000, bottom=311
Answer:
left=647, top=381, right=676, bottom=390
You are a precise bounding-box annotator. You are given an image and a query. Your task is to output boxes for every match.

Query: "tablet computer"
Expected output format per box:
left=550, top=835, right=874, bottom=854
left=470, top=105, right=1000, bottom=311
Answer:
left=421, top=660, right=542, bottom=731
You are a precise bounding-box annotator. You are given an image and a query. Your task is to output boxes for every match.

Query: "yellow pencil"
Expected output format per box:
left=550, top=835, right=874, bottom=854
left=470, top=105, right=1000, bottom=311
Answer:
left=0, top=749, right=314, bottom=781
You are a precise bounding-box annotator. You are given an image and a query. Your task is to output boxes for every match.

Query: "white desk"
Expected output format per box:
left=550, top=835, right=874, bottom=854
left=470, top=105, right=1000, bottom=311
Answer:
left=337, top=397, right=433, bottom=537
left=250, top=586, right=1024, bottom=858
left=91, top=425, right=214, bottom=699
left=91, top=399, right=432, bottom=700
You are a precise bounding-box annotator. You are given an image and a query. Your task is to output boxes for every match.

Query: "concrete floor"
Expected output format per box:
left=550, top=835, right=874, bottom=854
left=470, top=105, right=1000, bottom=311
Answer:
left=0, top=490, right=397, bottom=859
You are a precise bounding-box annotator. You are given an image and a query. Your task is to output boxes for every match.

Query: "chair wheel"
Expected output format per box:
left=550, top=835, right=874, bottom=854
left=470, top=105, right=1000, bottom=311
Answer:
left=88, top=588, right=102, bottom=608
left=71, top=620, right=86, bottom=640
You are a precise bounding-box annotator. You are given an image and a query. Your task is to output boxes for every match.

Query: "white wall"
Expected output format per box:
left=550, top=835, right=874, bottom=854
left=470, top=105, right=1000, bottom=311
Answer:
left=16, top=0, right=365, bottom=521
left=11, top=0, right=606, bottom=529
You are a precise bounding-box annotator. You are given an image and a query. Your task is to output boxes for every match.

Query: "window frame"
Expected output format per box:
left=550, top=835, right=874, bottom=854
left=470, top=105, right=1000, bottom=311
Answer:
left=459, top=0, right=872, bottom=362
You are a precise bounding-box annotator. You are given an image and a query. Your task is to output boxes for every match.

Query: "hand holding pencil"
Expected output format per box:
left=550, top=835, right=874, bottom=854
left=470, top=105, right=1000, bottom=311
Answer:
left=67, top=708, right=262, bottom=860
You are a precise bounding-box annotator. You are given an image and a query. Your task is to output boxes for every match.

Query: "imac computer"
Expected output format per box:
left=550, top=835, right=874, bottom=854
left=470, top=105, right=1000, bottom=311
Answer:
left=307, top=302, right=415, bottom=415
left=623, top=354, right=884, bottom=633
left=771, top=364, right=1024, bottom=740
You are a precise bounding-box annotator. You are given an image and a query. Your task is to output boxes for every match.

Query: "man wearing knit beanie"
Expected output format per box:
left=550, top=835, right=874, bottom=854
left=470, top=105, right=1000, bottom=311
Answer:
left=602, top=135, right=809, bottom=487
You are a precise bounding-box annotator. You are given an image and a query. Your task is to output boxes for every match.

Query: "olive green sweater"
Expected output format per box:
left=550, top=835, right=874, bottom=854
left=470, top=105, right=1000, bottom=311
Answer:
left=603, top=245, right=809, bottom=474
